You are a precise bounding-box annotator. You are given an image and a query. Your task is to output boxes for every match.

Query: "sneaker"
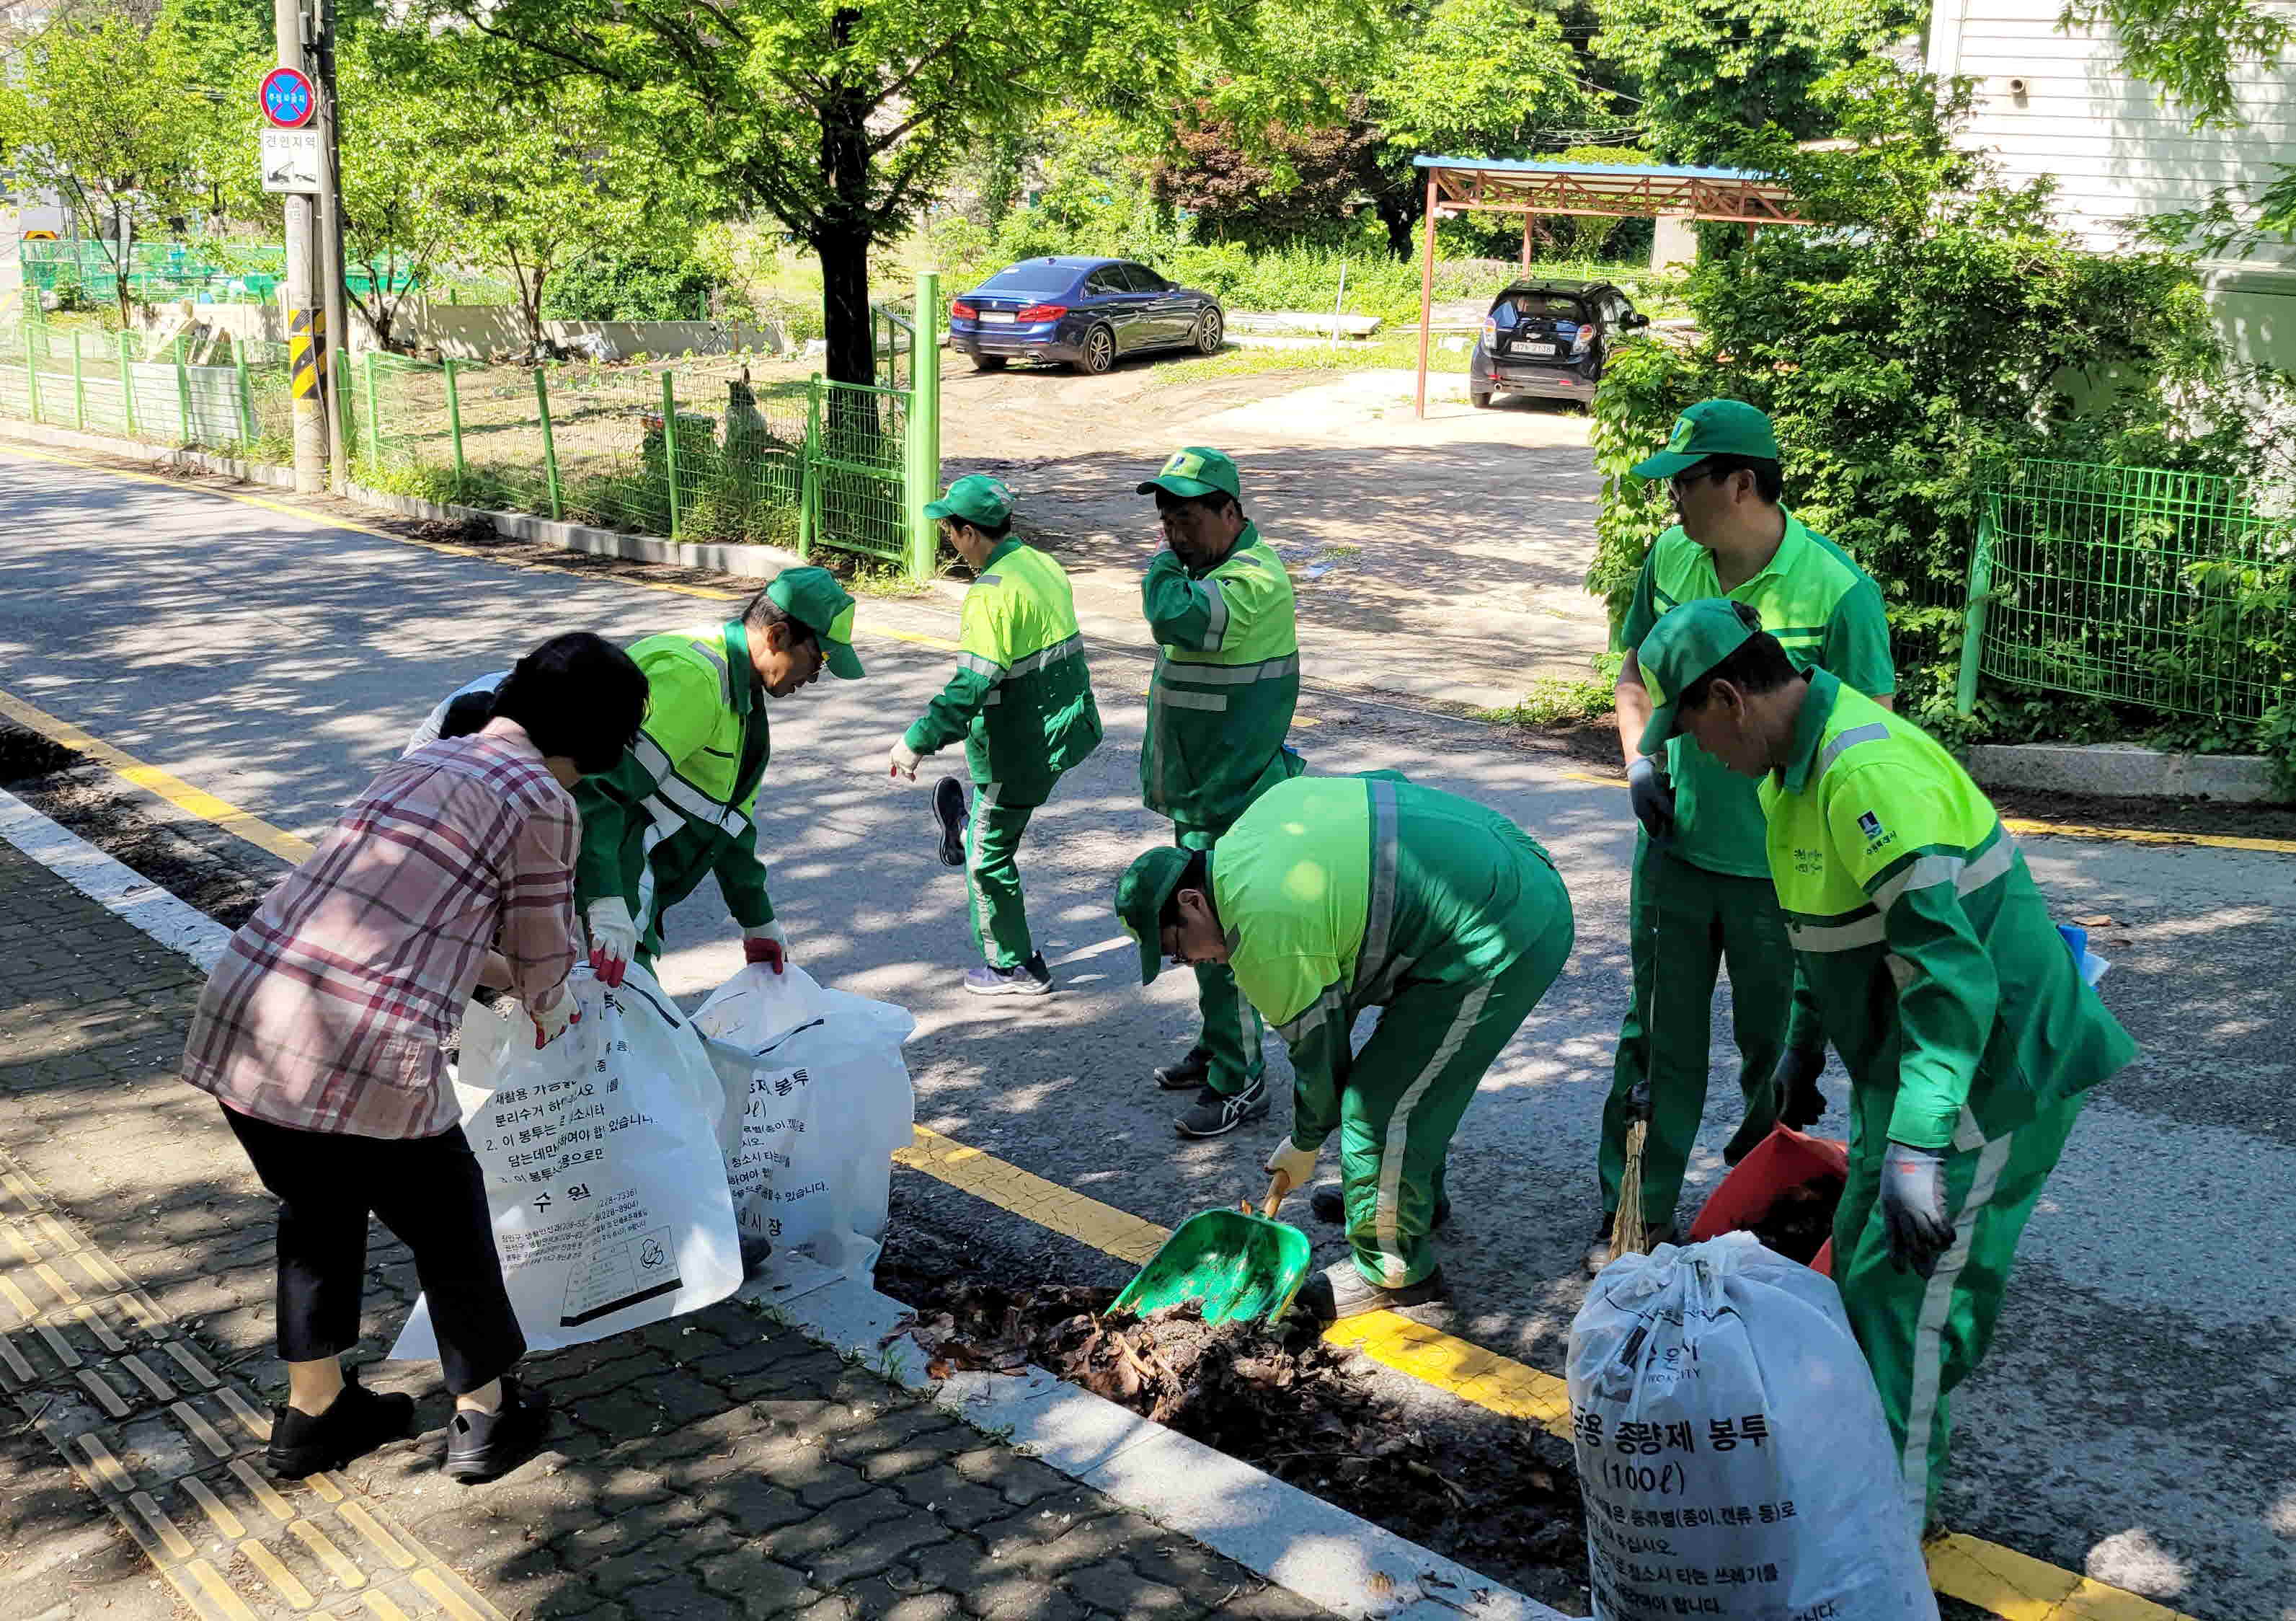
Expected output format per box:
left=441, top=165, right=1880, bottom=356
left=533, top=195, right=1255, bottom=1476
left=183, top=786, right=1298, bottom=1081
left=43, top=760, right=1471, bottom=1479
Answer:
left=932, top=777, right=967, bottom=867
left=265, top=1372, right=415, bottom=1478
left=444, top=1377, right=552, bottom=1484
left=1584, top=1211, right=1616, bottom=1276
left=1174, top=1077, right=1269, bottom=1139
left=964, top=954, right=1052, bottom=996
left=1296, top=1262, right=1449, bottom=1323
left=1153, top=1046, right=1213, bottom=1091
left=1310, top=1185, right=1450, bottom=1229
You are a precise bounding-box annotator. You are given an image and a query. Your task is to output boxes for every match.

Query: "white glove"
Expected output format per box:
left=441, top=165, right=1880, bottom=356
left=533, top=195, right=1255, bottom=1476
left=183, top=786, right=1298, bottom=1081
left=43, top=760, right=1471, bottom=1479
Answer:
left=1264, top=1139, right=1320, bottom=1201
left=743, top=919, right=788, bottom=973
left=889, top=738, right=921, bottom=781
left=528, top=983, right=578, bottom=1050
left=586, top=897, right=637, bottom=988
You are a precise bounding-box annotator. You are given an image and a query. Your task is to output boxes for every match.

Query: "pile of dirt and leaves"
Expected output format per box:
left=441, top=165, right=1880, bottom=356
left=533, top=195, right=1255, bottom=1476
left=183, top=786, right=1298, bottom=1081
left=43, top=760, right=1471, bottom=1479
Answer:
left=0, top=723, right=283, bottom=929
left=876, top=1247, right=1590, bottom=1612
left=1737, top=1174, right=1844, bottom=1266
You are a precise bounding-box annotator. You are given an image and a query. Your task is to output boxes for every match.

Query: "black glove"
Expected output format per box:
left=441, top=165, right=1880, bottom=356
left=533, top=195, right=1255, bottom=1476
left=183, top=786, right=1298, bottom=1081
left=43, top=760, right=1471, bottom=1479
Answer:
left=1626, top=1078, right=1652, bottom=1122
left=1774, top=1046, right=1827, bottom=1130
left=1627, top=756, right=1675, bottom=843
left=1879, top=1142, right=1955, bottom=1277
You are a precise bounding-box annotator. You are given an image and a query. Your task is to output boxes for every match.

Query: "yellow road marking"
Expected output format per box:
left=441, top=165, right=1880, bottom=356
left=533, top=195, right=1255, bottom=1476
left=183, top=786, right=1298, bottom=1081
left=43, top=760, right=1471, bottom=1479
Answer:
left=0, top=687, right=316, bottom=865
left=895, top=1126, right=1169, bottom=1266
left=1925, top=1533, right=2193, bottom=1620
left=2003, top=814, right=2296, bottom=856
left=1562, top=771, right=1614, bottom=785
left=244, top=1537, right=318, bottom=1609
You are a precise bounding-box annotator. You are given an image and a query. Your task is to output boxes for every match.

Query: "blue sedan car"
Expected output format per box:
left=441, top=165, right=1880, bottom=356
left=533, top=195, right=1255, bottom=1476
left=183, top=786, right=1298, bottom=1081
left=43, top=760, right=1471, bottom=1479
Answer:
left=948, top=257, right=1225, bottom=375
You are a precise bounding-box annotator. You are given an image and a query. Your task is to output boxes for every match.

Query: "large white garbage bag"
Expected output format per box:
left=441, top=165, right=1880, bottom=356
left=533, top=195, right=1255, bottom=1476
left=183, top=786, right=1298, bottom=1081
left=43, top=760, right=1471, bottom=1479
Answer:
left=693, top=963, right=916, bottom=1284
left=1567, top=1232, right=1938, bottom=1621
left=391, top=966, right=743, bottom=1359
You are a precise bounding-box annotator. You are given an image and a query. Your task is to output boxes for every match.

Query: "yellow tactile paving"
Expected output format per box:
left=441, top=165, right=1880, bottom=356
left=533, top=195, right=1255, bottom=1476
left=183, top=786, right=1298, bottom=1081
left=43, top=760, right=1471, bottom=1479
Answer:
left=179, top=1474, right=248, bottom=1541
left=243, top=1537, right=319, bottom=1609
left=288, top=1517, right=368, bottom=1591
left=177, top=1555, right=265, bottom=1621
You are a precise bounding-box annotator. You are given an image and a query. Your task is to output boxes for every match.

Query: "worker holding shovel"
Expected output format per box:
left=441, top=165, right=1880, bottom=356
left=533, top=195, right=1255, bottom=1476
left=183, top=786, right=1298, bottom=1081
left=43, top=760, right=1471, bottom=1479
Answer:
left=1633, top=597, right=2136, bottom=1532
left=1115, top=772, right=1574, bottom=1322
left=1594, top=398, right=1896, bottom=1272
left=888, top=474, right=1104, bottom=994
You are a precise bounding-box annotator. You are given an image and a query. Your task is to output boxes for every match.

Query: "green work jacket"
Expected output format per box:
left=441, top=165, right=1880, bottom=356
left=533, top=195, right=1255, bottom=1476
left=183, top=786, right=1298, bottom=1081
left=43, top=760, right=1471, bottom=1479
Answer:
left=1140, top=523, right=1299, bottom=832
left=903, top=539, right=1102, bottom=806
left=1623, top=513, right=1894, bottom=877
left=1213, top=773, right=1566, bottom=1152
left=1760, top=671, right=2137, bottom=1150
left=575, top=621, right=774, bottom=955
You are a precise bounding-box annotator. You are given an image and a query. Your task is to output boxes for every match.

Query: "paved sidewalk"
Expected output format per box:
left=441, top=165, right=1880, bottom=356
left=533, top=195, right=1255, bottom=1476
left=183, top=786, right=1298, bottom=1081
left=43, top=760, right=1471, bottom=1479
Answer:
left=0, top=837, right=1336, bottom=1621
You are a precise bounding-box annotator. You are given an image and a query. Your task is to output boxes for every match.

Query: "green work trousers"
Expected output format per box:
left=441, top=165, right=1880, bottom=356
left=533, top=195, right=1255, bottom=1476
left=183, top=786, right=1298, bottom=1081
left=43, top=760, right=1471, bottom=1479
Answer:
left=1177, top=823, right=1264, bottom=1096
left=1336, top=873, right=1575, bottom=1289
left=965, top=782, right=1040, bottom=969
left=1836, top=1087, right=2084, bottom=1534
left=1599, top=836, right=1794, bottom=1228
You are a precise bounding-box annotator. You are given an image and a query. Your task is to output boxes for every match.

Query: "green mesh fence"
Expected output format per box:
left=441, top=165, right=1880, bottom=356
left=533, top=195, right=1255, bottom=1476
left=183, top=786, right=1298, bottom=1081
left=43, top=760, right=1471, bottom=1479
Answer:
left=0, top=320, right=284, bottom=451
left=1961, top=459, right=2296, bottom=720
left=814, top=379, right=910, bottom=565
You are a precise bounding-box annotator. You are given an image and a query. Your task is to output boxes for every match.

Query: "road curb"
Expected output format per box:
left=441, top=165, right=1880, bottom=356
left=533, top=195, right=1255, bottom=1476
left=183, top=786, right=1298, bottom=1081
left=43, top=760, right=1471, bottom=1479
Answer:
left=0, top=782, right=1569, bottom=1621
left=1967, top=742, right=2287, bottom=805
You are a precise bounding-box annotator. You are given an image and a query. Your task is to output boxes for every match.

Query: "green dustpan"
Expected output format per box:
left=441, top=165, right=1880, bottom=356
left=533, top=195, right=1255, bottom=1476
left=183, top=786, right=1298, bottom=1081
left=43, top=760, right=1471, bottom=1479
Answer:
left=1113, top=1175, right=1312, bottom=1325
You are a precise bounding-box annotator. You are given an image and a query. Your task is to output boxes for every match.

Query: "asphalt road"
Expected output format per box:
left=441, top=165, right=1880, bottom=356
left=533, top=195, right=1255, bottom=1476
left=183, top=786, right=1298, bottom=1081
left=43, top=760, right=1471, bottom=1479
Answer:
left=4, top=451, right=2290, bottom=1620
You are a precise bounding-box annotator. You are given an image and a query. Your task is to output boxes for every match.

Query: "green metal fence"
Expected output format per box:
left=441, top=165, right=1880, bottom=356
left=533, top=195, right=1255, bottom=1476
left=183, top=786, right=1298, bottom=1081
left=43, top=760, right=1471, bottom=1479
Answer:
left=1957, top=459, right=2296, bottom=720
left=0, top=320, right=291, bottom=455
left=21, top=239, right=417, bottom=313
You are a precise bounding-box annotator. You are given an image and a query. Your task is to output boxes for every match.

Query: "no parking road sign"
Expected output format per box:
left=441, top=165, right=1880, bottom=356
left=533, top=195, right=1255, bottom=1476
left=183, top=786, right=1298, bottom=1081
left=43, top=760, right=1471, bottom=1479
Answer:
left=260, top=66, right=315, bottom=128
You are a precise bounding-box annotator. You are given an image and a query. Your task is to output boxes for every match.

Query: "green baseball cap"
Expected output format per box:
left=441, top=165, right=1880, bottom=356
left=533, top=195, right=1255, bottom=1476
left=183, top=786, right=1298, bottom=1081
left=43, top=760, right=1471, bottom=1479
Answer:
left=766, top=567, right=864, bottom=680
left=1114, top=847, right=1195, bottom=985
left=1629, top=399, right=1779, bottom=480
left=1137, top=446, right=1241, bottom=503
left=1635, top=598, right=1765, bottom=754
left=923, top=474, right=1014, bottom=529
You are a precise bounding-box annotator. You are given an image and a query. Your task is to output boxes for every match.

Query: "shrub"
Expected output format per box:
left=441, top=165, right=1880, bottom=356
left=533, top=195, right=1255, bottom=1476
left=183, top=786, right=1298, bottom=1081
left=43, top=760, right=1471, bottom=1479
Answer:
left=543, top=246, right=720, bottom=322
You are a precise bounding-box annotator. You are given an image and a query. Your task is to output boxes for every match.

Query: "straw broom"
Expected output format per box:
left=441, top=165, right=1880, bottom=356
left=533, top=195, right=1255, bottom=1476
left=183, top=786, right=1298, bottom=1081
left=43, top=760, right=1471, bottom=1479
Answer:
left=1610, top=1114, right=1649, bottom=1264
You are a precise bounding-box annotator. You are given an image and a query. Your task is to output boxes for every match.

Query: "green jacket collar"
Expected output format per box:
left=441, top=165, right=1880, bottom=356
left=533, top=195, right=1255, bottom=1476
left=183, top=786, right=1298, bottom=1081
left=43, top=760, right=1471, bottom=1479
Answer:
left=721, top=619, right=757, bottom=717
left=980, top=537, right=1024, bottom=573
left=1192, top=521, right=1261, bottom=580
left=1724, top=508, right=1809, bottom=593
left=1778, top=666, right=1842, bottom=792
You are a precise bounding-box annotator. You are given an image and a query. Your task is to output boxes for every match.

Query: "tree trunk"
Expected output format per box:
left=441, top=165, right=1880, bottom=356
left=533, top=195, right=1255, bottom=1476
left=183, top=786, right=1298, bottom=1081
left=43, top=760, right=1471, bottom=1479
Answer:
left=815, top=40, right=878, bottom=392
left=1374, top=190, right=1418, bottom=261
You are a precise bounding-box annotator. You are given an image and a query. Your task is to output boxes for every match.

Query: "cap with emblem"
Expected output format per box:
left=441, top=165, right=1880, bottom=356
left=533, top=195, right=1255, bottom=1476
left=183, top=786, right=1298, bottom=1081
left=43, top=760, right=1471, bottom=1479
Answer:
left=765, top=567, right=864, bottom=680
left=1630, top=399, right=1780, bottom=481
left=923, top=473, right=1015, bottom=529
left=1114, top=846, right=1197, bottom=985
left=1136, top=446, right=1241, bottom=503
left=1634, top=598, right=1767, bottom=754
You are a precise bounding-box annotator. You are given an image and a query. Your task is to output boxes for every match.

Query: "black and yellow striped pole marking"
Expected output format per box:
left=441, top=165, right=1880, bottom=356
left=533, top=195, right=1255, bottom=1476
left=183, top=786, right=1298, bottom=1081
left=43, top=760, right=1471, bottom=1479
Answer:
left=286, top=308, right=325, bottom=401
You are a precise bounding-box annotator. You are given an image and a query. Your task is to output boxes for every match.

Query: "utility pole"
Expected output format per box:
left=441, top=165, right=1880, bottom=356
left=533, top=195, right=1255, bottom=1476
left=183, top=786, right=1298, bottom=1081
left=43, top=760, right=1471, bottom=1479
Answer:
left=313, top=0, right=350, bottom=493
left=275, top=0, right=324, bottom=492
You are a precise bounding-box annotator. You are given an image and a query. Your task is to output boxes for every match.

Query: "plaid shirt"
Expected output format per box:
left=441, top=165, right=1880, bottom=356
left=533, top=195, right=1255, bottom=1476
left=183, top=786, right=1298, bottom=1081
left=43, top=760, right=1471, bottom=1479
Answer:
left=183, top=725, right=580, bottom=1139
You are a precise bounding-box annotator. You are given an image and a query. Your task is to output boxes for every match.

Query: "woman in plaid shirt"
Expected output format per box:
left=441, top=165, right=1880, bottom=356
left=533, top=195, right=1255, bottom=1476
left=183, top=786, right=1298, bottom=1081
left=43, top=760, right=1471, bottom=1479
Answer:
left=183, top=632, right=646, bottom=1484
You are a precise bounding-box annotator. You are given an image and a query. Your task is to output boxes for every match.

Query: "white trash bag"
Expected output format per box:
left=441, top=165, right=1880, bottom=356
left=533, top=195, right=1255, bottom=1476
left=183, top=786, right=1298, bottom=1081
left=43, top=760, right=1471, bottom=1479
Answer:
left=693, top=963, right=916, bottom=1285
left=391, top=966, right=743, bottom=1360
left=1567, top=1232, right=1938, bottom=1621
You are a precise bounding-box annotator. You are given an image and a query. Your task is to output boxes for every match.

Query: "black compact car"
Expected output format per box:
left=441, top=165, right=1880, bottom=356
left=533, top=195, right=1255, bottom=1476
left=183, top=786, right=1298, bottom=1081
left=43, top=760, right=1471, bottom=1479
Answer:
left=1468, top=278, right=1650, bottom=407
left=947, top=257, right=1225, bottom=375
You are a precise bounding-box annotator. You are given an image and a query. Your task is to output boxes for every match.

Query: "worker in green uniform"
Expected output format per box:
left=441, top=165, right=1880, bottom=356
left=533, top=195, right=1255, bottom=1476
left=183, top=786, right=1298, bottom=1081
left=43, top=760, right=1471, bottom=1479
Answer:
left=1594, top=399, right=1897, bottom=1273
left=890, top=474, right=1103, bottom=995
left=1136, top=446, right=1303, bottom=1139
left=577, top=567, right=863, bottom=986
left=1116, top=773, right=1574, bottom=1320
left=1636, top=598, right=2135, bottom=1531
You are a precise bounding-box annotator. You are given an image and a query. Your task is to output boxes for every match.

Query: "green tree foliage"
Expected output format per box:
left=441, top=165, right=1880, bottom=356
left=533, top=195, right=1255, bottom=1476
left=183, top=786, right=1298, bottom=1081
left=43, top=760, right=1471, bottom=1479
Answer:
left=0, top=1, right=249, bottom=322
left=1590, top=0, right=1925, bottom=162
left=542, top=244, right=720, bottom=322
left=334, top=32, right=463, bottom=350
left=1586, top=67, right=2287, bottom=738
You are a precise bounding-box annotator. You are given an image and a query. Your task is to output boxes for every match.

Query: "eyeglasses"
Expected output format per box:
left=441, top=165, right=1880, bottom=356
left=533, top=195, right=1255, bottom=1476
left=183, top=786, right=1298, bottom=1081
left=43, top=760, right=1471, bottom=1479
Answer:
left=1668, top=469, right=1722, bottom=506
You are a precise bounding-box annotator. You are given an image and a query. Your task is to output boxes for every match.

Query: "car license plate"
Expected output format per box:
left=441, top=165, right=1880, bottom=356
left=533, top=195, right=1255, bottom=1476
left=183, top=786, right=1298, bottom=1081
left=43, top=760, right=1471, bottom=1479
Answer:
left=980, top=312, right=1016, bottom=324
left=1516, top=341, right=1557, bottom=356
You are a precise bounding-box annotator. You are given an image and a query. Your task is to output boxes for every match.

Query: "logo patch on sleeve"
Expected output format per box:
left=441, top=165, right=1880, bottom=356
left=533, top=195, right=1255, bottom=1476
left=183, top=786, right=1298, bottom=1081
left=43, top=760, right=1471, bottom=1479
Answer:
left=1857, top=810, right=1884, bottom=840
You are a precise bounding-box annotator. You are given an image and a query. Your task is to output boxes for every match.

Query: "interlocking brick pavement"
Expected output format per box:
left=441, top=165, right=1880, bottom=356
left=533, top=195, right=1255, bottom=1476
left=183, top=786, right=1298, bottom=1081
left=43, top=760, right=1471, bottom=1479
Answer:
left=0, top=835, right=1338, bottom=1620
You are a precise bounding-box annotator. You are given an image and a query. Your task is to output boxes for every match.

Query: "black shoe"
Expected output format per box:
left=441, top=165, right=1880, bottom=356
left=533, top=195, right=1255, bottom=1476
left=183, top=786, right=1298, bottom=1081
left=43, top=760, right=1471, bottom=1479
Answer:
left=265, top=1372, right=415, bottom=1478
left=1309, top=1185, right=1450, bottom=1229
left=1153, top=1046, right=1213, bottom=1091
left=932, top=777, right=967, bottom=867
left=444, top=1377, right=552, bottom=1484
left=964, top=953, right=1052, bottom=996
left=1174, top=1077, right=1269, bottom=1139
left=1296, top=1262, right=1449, bottom=1323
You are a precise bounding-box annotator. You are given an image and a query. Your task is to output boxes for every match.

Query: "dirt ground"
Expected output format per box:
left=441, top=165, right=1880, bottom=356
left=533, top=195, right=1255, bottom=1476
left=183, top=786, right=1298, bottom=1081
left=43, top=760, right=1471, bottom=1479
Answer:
left=938, top=357, right=1614, bottom=710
